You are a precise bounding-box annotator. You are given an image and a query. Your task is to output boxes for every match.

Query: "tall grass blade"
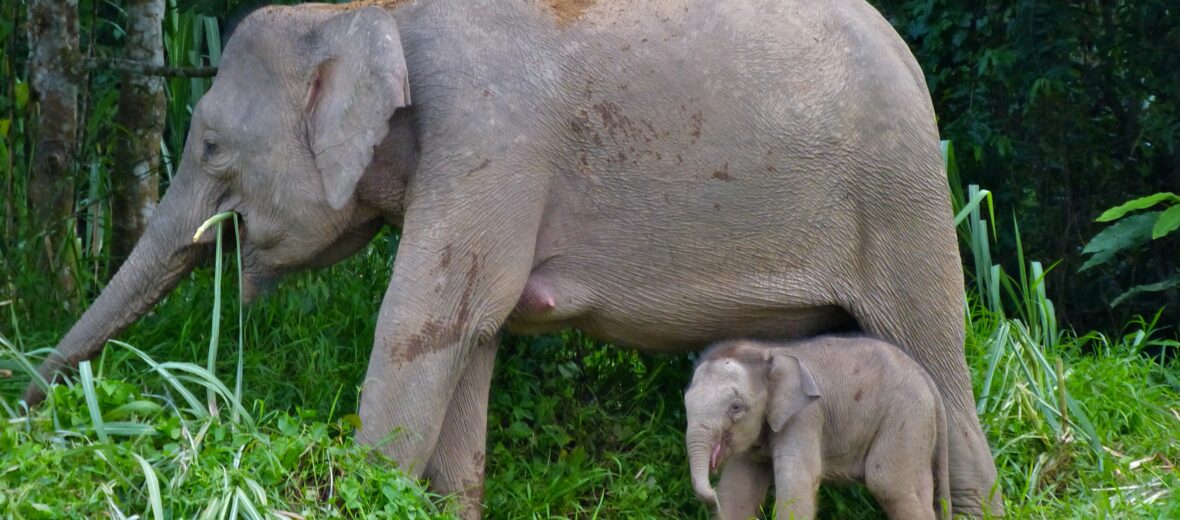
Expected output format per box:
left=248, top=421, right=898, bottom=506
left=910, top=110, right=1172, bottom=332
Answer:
left=233, top=215, right=245, bottom=424
left=235, top=486, right=266, bottom=520
left=197, top=494, right=227, bottom=520
left=976, top=321, right=1009, bottom=414
left=133, top=453, right=165, bottom=520
left=79, top=360, right=109, bottom=443
left=208, top=221, right=223, bottom=416
left=109, top=340, right=207, bottom=419
left=193, top=211, right=236, bottom=417
left=953, top=188, right=992, bottom=227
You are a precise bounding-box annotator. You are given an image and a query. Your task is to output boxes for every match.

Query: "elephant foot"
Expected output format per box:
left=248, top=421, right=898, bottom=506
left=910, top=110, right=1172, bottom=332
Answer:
left=441, top=473, right=485, bottom=520
left=950, top=487, right=1005, bottom=518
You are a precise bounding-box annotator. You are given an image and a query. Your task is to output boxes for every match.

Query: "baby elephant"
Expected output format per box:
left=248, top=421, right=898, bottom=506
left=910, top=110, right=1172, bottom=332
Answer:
left=684, top=335, right=949, bottom=520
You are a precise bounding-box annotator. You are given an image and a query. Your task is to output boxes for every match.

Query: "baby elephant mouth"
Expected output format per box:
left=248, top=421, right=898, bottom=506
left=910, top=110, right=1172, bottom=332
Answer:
left=709, top=432, right=732, bottom=473
left=710, top=442, right=722, bottom=473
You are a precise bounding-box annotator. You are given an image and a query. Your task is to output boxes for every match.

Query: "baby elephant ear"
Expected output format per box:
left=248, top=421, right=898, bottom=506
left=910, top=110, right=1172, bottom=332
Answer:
left=305, top=6, right=411, bottom=210
left=767, top=354, right=821, bottom=433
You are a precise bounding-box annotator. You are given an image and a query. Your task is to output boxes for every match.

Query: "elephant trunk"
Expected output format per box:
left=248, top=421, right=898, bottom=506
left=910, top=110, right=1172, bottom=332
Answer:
left=687, top=428, right=719, bottom=508
left=22, top=160, right=217, bottom=405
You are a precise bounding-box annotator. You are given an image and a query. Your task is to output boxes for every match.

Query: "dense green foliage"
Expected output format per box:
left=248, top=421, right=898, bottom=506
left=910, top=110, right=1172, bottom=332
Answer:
left=1, top=0, right=1178, bottom=518
left=873, top=0, right=1180, bottom=331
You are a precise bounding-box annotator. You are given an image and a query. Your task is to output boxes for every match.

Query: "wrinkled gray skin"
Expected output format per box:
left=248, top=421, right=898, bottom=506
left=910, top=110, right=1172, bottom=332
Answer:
left=24, top=0, right=1000, bottom=517
left=684, top=337, right=950, bottom=520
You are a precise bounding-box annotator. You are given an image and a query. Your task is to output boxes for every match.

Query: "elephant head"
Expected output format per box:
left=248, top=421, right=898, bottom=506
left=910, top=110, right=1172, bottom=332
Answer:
left=683, top=343, right=820, bottom=507
left=23, top=4, right=411, bottom=404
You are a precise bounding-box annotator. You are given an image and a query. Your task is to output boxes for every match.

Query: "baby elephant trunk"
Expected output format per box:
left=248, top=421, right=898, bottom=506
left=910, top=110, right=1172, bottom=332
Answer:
left=686, top=429, right=718, bottom=507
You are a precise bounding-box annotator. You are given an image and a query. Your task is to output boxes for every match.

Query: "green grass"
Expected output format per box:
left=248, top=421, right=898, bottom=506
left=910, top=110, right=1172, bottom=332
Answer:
left=2, top=148, right=1179, bottom=517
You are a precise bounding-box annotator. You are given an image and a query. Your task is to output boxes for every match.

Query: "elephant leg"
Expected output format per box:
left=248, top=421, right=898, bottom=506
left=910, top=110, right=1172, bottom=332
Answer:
left=716, top=452, right=771, bottom=520
left=845, top=251, right=1001, bottom=516
left=866, top=463, right=935, bottom=520
left=864, top=423, right=936, bottom=520
left=771, top=417, right=822, bottom=520
left=424, top=336, right=498, bottom=519
left=354, top=157, right=544, bottom=498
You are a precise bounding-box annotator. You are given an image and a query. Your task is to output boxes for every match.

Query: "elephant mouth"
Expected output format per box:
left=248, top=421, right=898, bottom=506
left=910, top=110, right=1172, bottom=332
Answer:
left=710, top=442, right=722, bottom=473
left=709, top=432, right=732, bottom=473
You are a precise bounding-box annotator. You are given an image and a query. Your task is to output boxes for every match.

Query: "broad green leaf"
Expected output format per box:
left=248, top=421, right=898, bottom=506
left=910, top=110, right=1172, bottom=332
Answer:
left=1151, top=204, right=1180, bottom=239
left=1079, top=212, right=1158, bottom=271
left=1110, top=276, right=1180, bottom=308
left=1096, top=192, right=1179, bottom=222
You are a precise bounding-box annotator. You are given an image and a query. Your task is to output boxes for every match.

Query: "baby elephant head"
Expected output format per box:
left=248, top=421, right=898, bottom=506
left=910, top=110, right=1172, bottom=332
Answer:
left=683, top=342, right=821, bottom=508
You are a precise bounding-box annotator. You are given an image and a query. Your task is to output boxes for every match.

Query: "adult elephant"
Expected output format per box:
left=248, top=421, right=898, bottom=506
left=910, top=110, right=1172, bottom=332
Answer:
left=25, top=0, right=1001, bottom=517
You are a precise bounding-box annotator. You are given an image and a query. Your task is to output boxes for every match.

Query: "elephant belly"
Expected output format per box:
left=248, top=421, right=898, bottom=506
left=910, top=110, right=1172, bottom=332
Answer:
left=504, top=267, right=856, bottom=352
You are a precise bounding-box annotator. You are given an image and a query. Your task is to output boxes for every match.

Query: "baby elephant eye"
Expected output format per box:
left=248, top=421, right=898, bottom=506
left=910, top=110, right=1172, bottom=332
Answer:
left=728, top=402, right=745, bottom=416
left=203, top=139, right=219, bottom=156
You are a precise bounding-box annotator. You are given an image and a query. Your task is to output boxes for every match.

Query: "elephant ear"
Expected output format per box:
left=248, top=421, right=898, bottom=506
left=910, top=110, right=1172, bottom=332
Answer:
left=305, top=6, right=411, bottom=210
left=766, top=354, right=821, bottom=433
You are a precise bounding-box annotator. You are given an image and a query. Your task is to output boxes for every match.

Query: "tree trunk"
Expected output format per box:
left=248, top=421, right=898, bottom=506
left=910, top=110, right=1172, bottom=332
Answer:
left=112, top=0, right=166, bottom=268
left=27, top=0, right=80, bottom=299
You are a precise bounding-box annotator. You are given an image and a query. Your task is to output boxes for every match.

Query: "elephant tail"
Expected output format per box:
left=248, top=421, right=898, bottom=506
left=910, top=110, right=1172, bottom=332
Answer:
left=929, top=372, right=952, bottom=520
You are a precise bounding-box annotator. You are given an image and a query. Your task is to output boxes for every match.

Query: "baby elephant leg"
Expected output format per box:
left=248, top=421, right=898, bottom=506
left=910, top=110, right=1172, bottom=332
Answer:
left=864, top=419, right=937, bottom=520
left=716, top=452, right=771, bottom=520
left=866, top=471, right=935, bottom=520
left=771, top=424, right=822, bottom=519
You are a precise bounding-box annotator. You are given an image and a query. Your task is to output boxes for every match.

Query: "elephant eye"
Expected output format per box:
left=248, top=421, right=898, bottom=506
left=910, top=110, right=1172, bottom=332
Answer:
left=200, top=132, right=232, bottom=175
left=728, top=402, right=745, bottom=416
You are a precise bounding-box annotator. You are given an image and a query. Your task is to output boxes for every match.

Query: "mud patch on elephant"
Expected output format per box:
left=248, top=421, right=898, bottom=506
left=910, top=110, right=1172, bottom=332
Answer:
left=712, top=162, right=733, bottom=181
left=307, top=0, right=414, bottom=13
left=688, top=111, right=704, bottom=142
left=593, top=101, right=635, bottom=140
left=569, top=111, right=606, bottom=148
left=854, top=388, right=863, bottom=402
left=457, top=252, right=482, bottom=324
left=458, top=450, right=487, bottom=504
left=547, top=0, right=596, bottom=27
left=395, top=319, right=455, bottom=364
